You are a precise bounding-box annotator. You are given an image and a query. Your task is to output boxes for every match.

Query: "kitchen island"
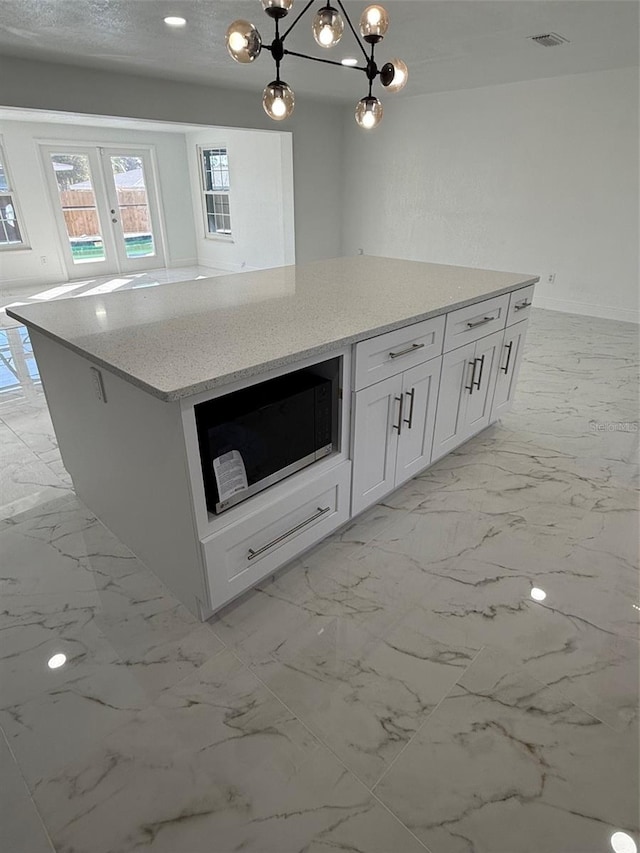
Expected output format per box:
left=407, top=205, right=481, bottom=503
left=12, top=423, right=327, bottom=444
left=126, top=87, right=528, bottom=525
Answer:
left=8, top=256, right=538, bottom=618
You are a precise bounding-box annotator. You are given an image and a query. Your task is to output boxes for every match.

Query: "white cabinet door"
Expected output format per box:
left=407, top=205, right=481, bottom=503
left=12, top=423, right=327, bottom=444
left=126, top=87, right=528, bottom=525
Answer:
left=351, top=374, right=402, bottom=516
left=432, top=340, right=476, bottom=461
left=395, top=357, right=441, bottom=487
left=491, top=320, right=528, bottom=420
left=464, top=328, right=504, bottom=436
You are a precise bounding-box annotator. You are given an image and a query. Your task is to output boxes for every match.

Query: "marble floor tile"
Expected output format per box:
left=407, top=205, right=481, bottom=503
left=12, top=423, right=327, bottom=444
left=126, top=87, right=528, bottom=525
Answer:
left=374, top=647, right=639, bottom=853
left=252, top=608, right=479, bottom=786
left=0, top=306, right=637, bottom=851
left=33, top=651, right=428, bottom=853
left=0, top=731, right=54, bottom=853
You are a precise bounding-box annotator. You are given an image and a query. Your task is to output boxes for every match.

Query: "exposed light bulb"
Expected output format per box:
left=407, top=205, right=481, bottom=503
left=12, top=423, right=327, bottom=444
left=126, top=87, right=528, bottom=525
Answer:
left=48, top=653, right=67, bottom=669
left=225, top=20, right=262, bottom=63
left=263, top=81, right=295, bottom=121
left=319, top=26, right=334, bottom=45
left=228, top=31, right=247, bottom=52
left=312, top=5, right=344, bottom=49
left=360, top=4, right=389, bottom=42
left=530, top=587, right=547, bottom=601
left=355, top=96, right=383, bottom=130
left=272, top=97, right=287, bottom=118
left=163, top=16, right=186, bottom=27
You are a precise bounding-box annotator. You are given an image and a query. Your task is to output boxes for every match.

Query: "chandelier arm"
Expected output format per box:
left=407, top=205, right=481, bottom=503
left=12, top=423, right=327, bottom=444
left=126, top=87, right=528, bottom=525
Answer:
left=283, top=48, right=367, bottom=71
left=280, top=0, right=317, bottom=41
left=368, top=41, right=375, bottom=96
left=335, top=0, right=370, bottom=63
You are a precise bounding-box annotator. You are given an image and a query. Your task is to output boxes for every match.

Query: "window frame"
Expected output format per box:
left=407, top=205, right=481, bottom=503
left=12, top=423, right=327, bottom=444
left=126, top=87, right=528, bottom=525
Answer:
left=198, top=146, right=233, bottom=242
left=0, top=139, right=30, bottom=252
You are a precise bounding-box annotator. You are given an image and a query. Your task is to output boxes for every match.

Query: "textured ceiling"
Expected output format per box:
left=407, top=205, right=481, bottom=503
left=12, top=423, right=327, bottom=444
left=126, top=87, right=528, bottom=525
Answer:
left=0, top=1, right=637, bottom=102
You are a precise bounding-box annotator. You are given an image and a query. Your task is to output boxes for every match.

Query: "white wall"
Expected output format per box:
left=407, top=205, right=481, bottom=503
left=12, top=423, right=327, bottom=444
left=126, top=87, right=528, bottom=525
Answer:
left=0, top=56, right=345, bottom=268
left=341, top=67, right=639, bottom=323
left=185, top=127, right=295, bottom=272
left=0, top=119, right=198, bottom=288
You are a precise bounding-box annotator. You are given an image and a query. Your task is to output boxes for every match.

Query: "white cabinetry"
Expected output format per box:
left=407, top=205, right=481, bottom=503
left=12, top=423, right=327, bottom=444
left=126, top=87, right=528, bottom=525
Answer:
left=432, top=329, right=504, bottom=461
left=491, top=319, right=529, bottom=419
left=351, top=357, right=441, bottom=515
left=202, top=463, right=351, bottom=610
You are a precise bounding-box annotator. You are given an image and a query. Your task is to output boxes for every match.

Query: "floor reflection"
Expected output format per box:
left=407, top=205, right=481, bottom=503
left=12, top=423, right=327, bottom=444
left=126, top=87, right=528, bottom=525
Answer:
left=0, top=325, right=41, bottom=403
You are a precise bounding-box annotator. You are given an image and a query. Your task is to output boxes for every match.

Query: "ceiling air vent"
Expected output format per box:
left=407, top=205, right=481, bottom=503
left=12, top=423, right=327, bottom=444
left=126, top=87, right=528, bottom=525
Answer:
left=530, top=33, right=570, bottom=47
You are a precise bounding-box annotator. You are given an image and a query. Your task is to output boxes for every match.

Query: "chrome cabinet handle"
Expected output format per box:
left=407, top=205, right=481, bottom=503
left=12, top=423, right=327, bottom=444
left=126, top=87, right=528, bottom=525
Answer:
left=474, top=354, right=485, bottom=390
left=465, top=359, right=477, bottom=394
left=514, top=300, right=531, bottom=311
left=501, top=341, right=513, bottom=374
left=389, top=342, right=425, bottom=359
left=404, top=387, right=415, bottom=429
left=392, top=395, right=404, bottom=434
left=247, top=506, right=331, bottom=561
left=466, top=316, right=495, bottom=329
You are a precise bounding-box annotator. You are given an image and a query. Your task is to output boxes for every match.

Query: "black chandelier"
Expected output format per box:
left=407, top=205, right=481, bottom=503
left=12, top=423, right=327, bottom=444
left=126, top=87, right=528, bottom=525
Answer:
left=225, top=1, right=408, bottom=129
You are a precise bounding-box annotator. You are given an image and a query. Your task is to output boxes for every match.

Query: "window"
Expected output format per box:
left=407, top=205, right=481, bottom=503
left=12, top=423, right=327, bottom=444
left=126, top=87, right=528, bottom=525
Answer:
left=200, top=147, right=232, bottom=237
left=0, top=144, right=26, bottom=249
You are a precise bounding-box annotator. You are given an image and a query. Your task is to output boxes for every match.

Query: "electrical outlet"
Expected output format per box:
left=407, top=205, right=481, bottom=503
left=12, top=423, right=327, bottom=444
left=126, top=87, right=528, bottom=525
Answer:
left=547, top=272, right=556, bottom=284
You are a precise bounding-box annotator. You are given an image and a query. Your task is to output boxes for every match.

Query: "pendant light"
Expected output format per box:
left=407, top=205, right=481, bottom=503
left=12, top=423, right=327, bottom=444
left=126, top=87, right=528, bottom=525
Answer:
left=225, top=1, right=408, bottom=129
left=312, top=5, right=345, bottom=48
left=263, top=80, right=296, bottom=120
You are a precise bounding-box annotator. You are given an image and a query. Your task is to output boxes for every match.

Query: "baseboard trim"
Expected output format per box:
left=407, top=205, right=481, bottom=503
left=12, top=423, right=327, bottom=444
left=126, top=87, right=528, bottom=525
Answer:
left=534, top=295, right=639, bottom=324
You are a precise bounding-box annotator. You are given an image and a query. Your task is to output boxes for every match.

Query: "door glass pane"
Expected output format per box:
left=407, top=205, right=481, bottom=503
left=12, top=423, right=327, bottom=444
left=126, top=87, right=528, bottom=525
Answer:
left=50, top=153, right=106, bottom=264
left=109, top=156, right=156, bottom=259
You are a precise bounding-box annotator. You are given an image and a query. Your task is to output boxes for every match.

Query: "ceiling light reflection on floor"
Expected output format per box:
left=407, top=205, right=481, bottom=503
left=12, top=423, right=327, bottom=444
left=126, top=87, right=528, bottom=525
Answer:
left=47, top=653, right=67, bottom=669
left=530, top=587, right=547, bottom=601
left=611, top=832, right=638, bottom=853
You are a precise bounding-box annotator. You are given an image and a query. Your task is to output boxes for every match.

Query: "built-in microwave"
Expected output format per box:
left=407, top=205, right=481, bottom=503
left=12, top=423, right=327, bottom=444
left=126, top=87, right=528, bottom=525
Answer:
left=196, top=369, right=334, bottom=514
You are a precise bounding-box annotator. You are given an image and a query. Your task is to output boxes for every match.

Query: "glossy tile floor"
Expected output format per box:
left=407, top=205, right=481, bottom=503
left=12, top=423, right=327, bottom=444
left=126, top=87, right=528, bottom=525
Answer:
left=1, top=308, right=638, bottom=853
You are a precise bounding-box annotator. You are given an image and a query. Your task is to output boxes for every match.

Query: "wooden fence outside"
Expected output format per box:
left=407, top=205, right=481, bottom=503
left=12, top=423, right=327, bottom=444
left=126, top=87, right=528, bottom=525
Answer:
left=59, top=189, right=150, bottom=238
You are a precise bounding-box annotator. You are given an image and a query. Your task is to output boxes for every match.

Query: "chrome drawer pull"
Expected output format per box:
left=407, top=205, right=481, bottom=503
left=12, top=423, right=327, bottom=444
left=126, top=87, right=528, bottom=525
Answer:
left=474, top=354, right=485, bottom=390
left=501, top=341, right=513, bottom=374
left=247, top=506, right=331, bottom=561
left=389, top=342, right=425, bottom=359
left=514, top=300, right=531, bottom=311
left=465, top=359, right=477, bottom=394
left=466, top=316, right=495, bottom=329
left=403, top=387, right=415, bottom=429
left=392, top=395, right=404, bottom=435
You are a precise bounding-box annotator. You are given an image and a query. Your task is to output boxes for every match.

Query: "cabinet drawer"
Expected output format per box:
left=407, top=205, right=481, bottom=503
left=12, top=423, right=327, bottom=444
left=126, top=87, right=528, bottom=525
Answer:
left=443, top=294, right=509, bottom=352
left=506, top=285, right=535, bottom=326
left=354, top=315, right=445, bottom=390
left=201, top=462, right=351, bottom=611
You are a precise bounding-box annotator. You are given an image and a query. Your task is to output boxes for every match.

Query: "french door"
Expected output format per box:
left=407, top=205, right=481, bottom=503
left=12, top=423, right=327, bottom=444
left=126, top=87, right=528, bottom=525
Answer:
left=41, top=144, right=165, bottom=279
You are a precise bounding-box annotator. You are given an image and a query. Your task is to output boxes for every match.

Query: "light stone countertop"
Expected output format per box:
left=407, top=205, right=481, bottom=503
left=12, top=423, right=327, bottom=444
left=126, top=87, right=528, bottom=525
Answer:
left=7, top=256, right=538, bottom=401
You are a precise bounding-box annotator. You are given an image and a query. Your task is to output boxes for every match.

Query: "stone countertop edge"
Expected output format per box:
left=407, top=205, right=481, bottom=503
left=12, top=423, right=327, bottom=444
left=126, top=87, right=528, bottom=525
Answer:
left=8, top=275, right=538, bottom=403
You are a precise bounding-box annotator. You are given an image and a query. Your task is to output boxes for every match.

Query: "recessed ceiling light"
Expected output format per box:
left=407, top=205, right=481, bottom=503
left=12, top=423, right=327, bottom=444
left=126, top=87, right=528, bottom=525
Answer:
left=341, top=57, right=358, bottom=66
left=47, top=653, right=67, bottom=669
left=164, top=16, right=187, bottom=27
left=530, top=587, right=547, bottom=602
left=611, top=832, right=637, bottom=853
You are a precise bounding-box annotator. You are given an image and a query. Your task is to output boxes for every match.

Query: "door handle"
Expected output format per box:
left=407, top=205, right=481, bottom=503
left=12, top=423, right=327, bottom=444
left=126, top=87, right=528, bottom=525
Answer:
left=389, top=342, right=425, bottom=360
left=247, top=506, right=331, bottom=561
left=466, top=316, right=495, bottom=329
left=474, top=354, right=485, bottom=390
left=465, top=359, right=477, bottom=394
left=403, top=387, right=415, bottom=429
left=501, top=341, right=513, bottom=374
left=514, top=300, right=531, bottom=311
left=392, top=395, right=404, bottom=435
